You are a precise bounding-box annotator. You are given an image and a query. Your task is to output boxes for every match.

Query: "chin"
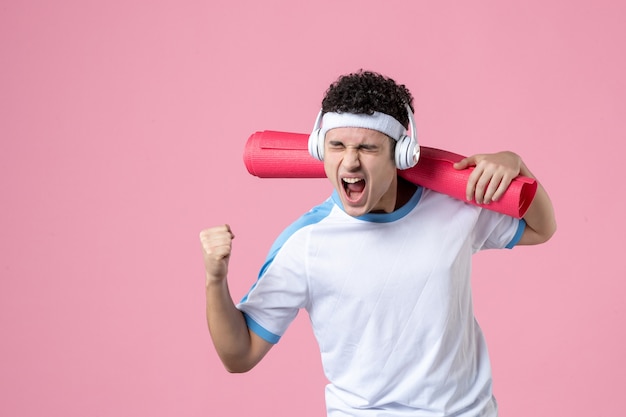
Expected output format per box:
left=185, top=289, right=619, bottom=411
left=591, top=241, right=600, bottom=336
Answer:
left=342, top=203, right=369, bottom=218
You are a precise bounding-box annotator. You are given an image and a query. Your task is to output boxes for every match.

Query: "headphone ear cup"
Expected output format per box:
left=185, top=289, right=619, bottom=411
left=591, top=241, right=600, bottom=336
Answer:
left=309, top=109, right=325, bottom=161
left=395, top=103, right=420, bottom=169
left=395, top=134, right=417, bottom=170
left=308, top=129, right=324, bottom=161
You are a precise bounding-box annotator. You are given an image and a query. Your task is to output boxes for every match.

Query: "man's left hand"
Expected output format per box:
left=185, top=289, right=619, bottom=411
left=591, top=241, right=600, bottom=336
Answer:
left=453, top=151, right=523, bottom=205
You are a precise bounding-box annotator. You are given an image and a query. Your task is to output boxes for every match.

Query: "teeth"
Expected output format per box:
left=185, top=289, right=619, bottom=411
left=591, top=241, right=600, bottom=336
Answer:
left=342, top=178, right=363, bottom=184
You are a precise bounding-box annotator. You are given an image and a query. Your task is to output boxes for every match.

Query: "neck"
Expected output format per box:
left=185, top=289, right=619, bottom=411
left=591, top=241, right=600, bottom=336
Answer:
left=394, top=176, right=418, bottom=210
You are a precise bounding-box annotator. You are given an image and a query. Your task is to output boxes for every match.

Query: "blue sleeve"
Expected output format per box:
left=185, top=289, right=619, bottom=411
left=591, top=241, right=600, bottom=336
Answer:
left=505, top=219, right=526, bottom=249
left=243, top=313, right=281, bottom=344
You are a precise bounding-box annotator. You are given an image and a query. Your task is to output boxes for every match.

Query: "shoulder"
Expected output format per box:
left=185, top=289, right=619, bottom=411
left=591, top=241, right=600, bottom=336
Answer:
left=256, top=197, right=337, bottom=278
left=417, top=188, right=480, bottom=219
left=266, top=197, right=336, bottom=253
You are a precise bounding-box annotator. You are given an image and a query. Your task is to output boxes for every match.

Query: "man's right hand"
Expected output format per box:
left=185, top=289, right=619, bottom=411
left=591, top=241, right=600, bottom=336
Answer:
left=200, top=224, right=274, bottom=372
left=199, top=224, right=235, bottom=283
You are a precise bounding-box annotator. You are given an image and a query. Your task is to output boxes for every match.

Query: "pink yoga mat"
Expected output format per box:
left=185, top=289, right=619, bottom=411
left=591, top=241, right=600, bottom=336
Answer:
left=244, top=130, right=537, bottom=218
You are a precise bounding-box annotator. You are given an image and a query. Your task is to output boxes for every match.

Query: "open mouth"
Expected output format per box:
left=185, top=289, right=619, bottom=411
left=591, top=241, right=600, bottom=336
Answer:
left=342, top=177, right=366, bottom=201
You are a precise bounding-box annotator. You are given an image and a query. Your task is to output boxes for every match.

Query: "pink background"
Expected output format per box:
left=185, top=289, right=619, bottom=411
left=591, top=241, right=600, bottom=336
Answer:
left=1, top=1, right=624, bottom=416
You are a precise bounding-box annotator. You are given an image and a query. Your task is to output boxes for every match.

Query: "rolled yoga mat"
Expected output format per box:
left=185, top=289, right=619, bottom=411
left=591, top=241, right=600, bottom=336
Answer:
left=243, top=130, right=537, bottom=218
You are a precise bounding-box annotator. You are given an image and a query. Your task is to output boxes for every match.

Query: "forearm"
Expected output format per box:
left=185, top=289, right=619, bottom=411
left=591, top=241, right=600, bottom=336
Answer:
left=205, top=277, right=258, bottom=372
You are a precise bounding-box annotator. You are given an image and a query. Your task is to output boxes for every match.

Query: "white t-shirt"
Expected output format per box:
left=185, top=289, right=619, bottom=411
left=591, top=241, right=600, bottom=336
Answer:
left=238, top=187, right=525, bottom=417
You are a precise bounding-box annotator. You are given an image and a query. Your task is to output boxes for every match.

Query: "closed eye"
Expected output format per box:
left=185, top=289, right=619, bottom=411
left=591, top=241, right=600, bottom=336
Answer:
left=327, top=140, right=346, bottom=150
left=358, top=144, right=379, bottom=152
left=327, top=141, right=380, bottom=153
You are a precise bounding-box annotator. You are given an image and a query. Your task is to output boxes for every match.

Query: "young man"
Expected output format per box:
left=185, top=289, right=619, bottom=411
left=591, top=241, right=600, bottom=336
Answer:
left=200, top=71, right=556, bottom=416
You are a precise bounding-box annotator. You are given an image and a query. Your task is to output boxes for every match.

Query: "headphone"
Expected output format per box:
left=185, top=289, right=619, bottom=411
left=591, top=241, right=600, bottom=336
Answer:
left=308, top=103, right=420, bottom=170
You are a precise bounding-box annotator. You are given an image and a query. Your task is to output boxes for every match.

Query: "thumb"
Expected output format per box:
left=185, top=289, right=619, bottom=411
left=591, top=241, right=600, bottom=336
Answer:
left=453, top=155, right=477, bottom=170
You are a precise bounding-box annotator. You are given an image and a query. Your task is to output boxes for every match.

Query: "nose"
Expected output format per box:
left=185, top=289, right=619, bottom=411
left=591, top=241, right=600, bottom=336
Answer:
left=341, top=147, right=361, bottom=170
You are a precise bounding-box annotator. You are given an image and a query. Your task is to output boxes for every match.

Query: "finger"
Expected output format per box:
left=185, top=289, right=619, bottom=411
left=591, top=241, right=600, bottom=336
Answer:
left=211, top=224, right=234, bottom=240
left=199, top=226, right=235, bottom=256
left=200, top=232, right=232, bottom=250
left=473, top=170, right=495, bottom=204
left=465, top=164, right=484, bottom=201
left=208, top=246, right=232, bottom=261
left=482, top=171, right=504, bottom=204
left=199, top=225, right=235, bottom=242
left=200, top=237, right=232, bottom=258
left=491, top=172, right=515, bottom=202
left=453, top=155, right=477, bottom=170
left=223, top=224, right=235, bottom=240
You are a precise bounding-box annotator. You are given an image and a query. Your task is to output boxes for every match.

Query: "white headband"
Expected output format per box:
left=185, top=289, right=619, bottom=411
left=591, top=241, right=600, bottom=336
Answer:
left=319, top=111, right=406, bottom=142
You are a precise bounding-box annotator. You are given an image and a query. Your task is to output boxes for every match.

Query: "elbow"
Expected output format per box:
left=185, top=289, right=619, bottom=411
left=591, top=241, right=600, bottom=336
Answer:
left=530, top=221, right=557, bottom=245
left=223, top=362, right=254, bottom=374
left=219, top=353, right=258, bottom=374
left=546, top=222, right=557, bottom=242
left=519, top=219, right=557, bottom=246
left=540, top=218, right=558, bottom=243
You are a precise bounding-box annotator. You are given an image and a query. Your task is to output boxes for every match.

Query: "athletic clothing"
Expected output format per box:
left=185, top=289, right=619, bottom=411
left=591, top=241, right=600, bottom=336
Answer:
left=238, top=187, right=525, bottom=417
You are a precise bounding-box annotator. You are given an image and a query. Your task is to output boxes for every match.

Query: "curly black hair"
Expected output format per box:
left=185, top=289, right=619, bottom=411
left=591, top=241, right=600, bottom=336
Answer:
left=321, top=70, right=414, bottom=128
